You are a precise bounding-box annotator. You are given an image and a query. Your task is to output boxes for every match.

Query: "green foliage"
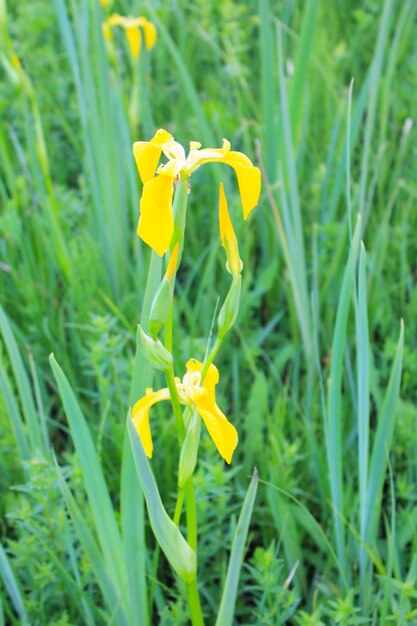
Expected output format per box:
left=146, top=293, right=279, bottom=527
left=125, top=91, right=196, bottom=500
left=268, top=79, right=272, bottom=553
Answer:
left=1, top=0, right=416, bottom=623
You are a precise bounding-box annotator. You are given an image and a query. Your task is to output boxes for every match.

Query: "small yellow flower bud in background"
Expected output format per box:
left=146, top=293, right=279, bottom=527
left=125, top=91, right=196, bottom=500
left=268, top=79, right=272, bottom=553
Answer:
left=218, top=275, right=242, bottom=340
left=138, top=325, right=173, bottom=370
left=219, top=183, right=243, bottom=276
left=178, top=408, right=201, bottom=487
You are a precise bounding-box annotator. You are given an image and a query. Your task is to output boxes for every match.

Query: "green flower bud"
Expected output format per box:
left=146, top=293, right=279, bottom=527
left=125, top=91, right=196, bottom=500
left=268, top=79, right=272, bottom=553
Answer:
left=148, top=278, right=173, bottom=338
left=138, top=325, right=173, bottom=371
left=178, top=409, right=201, bottom=487
left=218, top=275, right=242, bottom=339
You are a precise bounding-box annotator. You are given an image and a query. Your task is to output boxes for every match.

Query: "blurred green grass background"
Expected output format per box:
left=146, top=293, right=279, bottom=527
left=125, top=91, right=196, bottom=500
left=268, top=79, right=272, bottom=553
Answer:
left=1, top=0, right=417, bottom=623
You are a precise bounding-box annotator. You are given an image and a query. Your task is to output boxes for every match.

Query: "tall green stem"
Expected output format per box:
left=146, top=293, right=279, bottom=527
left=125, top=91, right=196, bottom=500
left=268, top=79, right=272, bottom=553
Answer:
left=186, top=479, right=204, bottom=625
left=162, top=177, right=205, bottom=626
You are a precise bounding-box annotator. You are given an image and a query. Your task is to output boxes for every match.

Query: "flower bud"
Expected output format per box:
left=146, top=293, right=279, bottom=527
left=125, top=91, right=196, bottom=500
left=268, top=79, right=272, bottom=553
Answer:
left=138, top=325, right=173, bottom=371
left=219, top=183, right=243, bottom=276
left=218, top=275, right=241, bottom=339
left=178, top=409, right=201, bottom=487
left=148, top=243, right=179, bottom=338
left=148, top=278, right=173, bottom=338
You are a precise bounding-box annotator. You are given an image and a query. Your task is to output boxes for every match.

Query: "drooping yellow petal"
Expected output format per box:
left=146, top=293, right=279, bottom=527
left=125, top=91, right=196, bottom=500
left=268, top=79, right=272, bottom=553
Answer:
left=126, top=25, right=141, bottom=60
left=218, top=183, right=242, bottom=276
left=141, top=18, right=157, bottom=49
left=185, top=139, right=261, bottom=219
left=196, top=402, right=238, bottom=464
left=102, top=21, right=112, bottom=40
left=132, top=387, right=169, bottom=457
left=224, top=153, right=261, bottom=219
left=185, top=359, right=238, bottom=463
left=138, top=174, right=175, bottom=256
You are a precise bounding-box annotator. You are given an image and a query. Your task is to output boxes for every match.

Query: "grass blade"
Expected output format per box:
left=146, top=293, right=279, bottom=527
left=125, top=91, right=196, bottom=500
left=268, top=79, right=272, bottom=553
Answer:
left=54, top=460, right=129, bottom=626
left=0, top=543, right=28, bottom=625
left=365, top=320, right=404, bottom=555
left=0, top=305, right=46, bottom=456
left=0, top=357, right=30, bottom=462
left=326, top=216, right=361, bottom=576
left=276, top=28, right=312, bottom=360
left=259, top=0, right=278, bottom=183
left=215, top=468, right=258, bottom=626
left=49, top=353, right=127, bottom=595
left=289, top=0, right=320, bottom=145
left=128, top=415, right=196, bottom=584
left=120, top=250, right=162, bottom=626
left=143, top=0, right=213, bottom=144
left=356, top=243, right=370, bottom=585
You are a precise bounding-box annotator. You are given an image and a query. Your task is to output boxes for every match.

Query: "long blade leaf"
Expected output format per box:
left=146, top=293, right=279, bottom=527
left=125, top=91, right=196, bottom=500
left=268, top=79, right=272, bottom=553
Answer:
left=215, top=468, right=259, bottom=626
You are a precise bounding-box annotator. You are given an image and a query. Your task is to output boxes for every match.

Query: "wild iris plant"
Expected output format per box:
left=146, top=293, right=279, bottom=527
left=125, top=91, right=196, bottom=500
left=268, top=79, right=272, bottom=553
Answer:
left=129, top=129, right=261, bottom=624
left=101, top=8, right=157, bottom=136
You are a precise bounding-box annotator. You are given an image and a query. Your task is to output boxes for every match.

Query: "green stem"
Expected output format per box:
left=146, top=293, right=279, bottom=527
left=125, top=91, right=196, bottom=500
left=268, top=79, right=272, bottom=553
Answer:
left=201, top=337, right=222, bottom=383
left=187, top=578, right=204, bottom=626
left=165, top=367, right=184, bottom=442
left=173, top=486, right=185, bottom=526
left=185, top=479, right=197, bottom=551
left=162, top=177, right=204, bottom=625
left=185, top=478, right=204, bottom=625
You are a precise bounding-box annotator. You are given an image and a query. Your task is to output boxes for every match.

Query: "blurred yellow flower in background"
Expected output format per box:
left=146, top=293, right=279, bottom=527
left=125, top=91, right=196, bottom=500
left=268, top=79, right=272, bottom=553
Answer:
left=103, top=13, right=156, bottom=60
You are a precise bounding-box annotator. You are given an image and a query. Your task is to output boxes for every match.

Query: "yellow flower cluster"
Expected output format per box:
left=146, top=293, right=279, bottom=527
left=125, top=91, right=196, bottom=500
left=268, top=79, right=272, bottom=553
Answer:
left=133, top=129, right=261, bottom=255
left=131, top=129, right=261, bottom=464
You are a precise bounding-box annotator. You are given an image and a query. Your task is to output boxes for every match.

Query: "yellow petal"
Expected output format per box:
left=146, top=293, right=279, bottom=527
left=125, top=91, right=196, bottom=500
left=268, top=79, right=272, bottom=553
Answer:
left=131, top=388, right=169, bottom=458
left=218, top=183, right=242, bottom=275
left=107, top=13, right=126, bottom=27
left=186, top=359, right=238, bottom=463
left=185, top=358, right=218, bottom=394
left=102, top=21, right=112, bottom=41
left=185, top=358, right=205, bottom=376
left=141, top=19, right=157, bottom=49
left=224, top=154, right=261, bottom=219
left=137, top=174, right=175, bottom=256
left=196, top=401, right=238, bottom=464
left=185, top=140, right=261, bottom=219
left=133, top=129, right=183, bottom=183
left=126, top=25, right=141, bottom=60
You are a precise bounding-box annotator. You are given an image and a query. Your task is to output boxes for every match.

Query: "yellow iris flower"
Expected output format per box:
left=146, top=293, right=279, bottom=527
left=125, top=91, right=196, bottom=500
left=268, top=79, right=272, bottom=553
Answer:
left=103, top=14, right=157, bottom=60
left=132, top=358, right=238, bottom=464
left=133, top=129, right=261, bottom=256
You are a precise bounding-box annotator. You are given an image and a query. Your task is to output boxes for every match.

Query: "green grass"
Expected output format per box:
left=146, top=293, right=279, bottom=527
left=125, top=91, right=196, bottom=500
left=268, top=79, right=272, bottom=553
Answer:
left=1, top=0, right=417, bottom=623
